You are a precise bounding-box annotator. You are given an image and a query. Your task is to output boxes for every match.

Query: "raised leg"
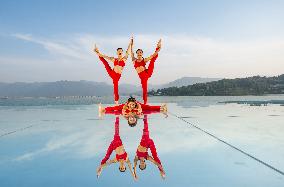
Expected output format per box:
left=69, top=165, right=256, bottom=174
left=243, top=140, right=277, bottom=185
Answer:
left=140, top=103, right=161, bottom=111
left=105, top=104, right=124, bottom=113
left=99, top=56, right=114, bottom=78
left=100, top=140, right=115, bottom=165
left=147, top=54, right=158, bottom=78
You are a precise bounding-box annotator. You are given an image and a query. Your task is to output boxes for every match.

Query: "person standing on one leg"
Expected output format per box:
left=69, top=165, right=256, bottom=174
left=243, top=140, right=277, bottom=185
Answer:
left=94, top=39, right=131, bottom=105
left=130, top=37, right=161, bottom=104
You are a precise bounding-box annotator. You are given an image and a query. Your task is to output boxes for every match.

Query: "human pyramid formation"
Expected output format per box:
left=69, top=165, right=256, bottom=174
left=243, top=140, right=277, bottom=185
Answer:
left=94, top=37, right=167, bottom=180
left=94, top=37, right=167, bottom=126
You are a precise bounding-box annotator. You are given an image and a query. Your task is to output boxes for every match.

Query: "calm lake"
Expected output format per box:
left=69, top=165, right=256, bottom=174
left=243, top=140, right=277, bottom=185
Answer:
left=0, top=96, right=283, bottom=187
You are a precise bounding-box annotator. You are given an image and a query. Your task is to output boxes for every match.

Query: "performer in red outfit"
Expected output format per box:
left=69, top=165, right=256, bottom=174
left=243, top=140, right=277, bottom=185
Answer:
left=94, top=39, right=131, bottom=105
left=99, top=97, right=167, bottom=127
left=134, top=115, right=165, bottom=179
left=96, top=116, right=136, bottom=180
left=104, top=102, right=162, bottom=114
left=130, top=38, right=161, bottom=104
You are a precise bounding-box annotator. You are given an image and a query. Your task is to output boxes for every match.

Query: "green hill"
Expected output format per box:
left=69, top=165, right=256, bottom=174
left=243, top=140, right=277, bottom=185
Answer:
left=149, top=74, right=284, bottom=96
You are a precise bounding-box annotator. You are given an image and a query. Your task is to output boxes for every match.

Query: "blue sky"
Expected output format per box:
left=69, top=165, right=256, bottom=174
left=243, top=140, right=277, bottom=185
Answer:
left=1, top=0, right=284, bottom=84
left=1, top=0, right=283, bottom=38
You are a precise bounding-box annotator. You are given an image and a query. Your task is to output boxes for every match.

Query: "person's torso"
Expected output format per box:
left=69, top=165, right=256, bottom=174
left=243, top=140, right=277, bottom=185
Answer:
left=113, top=58, right=125, bottom=74
left=134, top=59, right=146, bottom=73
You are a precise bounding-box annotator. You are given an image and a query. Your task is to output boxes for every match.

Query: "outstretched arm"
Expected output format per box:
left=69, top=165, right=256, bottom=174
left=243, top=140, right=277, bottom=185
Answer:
left=93, top=44, right=115, bottom=62
left=130, top=37, right=137, bottom=62
left=133, top=156, right=138, bottom=178
left=96, top=164, right=105, bottom=178
left=106, top=158, right=118, bottom=165
left=144, top=39, right=161, bottom=62
left=123, top=38, right=132, bottom=61
left=97, top=158, right=117, bottom=178
left=127, top=158, right=137, bottom=180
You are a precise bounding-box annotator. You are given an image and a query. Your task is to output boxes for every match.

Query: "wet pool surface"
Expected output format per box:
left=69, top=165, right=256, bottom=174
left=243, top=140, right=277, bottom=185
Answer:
left=0, top=96, right=284, bottom=187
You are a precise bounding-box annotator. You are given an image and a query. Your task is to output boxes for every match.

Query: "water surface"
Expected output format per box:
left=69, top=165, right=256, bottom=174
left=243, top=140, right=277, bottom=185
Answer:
left=0, top=96, right=283, bottom=186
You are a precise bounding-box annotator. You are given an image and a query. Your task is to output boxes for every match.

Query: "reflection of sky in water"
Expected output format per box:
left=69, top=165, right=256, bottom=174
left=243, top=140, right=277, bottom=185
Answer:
left=0, top=96, right=284, bottom=186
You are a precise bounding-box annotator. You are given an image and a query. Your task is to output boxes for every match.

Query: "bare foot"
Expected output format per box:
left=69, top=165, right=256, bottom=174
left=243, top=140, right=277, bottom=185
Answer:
left=161, top=172, right=166, bottom=179
left=160, top=104, right=167, bottom=112
left=160, top=104, right=168, bottom=118
left=98, top=103, right=105, bottom=118
left=115, top=101, right=119, bottom=106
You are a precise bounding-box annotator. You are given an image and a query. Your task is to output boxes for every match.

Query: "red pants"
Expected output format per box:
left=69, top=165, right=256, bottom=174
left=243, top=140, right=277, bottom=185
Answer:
left=99, top=56, right=121, bottom=102
left=104, top=102, right=160, bottom=114
left=138, top=115, right=162, bottom=171
left=101, top=117, right=122, bottom=165
left=139, top=102, right=160, bottom=112
left=138, top=55, right=158, bottom=104
left=105, top=104, right=124, bottom=114
left=142, top=115, right=161, bottom=164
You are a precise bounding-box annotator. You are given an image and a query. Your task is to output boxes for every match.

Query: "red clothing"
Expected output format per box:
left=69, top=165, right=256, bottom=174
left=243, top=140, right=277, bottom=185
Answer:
left=134, top=54, right=158, bottom=104
left=125, top=108, right=139, bottom=113
left=136, top=115, right=163, bottom=171
left=99, top=56, right=123, bottom=102
left=133, top=47, right=159, bottom=69
left=105, top=104, right=124, bottom=114
left=116, top=152, right=127, bottom=160
left=104, top=102, right=161, bottom=114
left=134, top=59, right=146, bottom=69
left=100, top=117, right=127, bottom=165
left=139, top=102, right=160, bottom=112
left=114, top=58, right=126, bottom=67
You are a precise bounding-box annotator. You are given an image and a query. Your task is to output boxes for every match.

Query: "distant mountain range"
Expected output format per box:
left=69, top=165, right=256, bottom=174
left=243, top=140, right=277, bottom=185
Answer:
left=0, top=77, right=220, bottom=97
left=0, top=81, right=111, bottom=97
left=150, top=74, right=284, bottom=96
left=155, top=77, right=221, bottom=89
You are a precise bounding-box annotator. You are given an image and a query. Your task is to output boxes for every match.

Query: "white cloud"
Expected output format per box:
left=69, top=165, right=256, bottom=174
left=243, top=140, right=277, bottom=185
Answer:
left=3, top=33, right=284, bottom=84
left=13, top=115, right=216, bottom=162
left=14, top=128, right=110, bottom=161
left=12, top=33, right=92, bottom=60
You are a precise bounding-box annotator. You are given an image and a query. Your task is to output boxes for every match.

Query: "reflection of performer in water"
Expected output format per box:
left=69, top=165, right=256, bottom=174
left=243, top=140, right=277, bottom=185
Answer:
left=96, top=116, right=136, bottom=180
left=99, top=97, right=167, bottom=127
left=134, top=115, right=165, bottom=179
left=130, top=37, right=161, bottom=104
left=93, top=39, right=131, bottom=105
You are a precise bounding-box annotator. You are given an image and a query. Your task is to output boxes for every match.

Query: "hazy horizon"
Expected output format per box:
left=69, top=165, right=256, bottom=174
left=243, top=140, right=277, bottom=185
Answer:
left=1, top=74, right=282, bottom=85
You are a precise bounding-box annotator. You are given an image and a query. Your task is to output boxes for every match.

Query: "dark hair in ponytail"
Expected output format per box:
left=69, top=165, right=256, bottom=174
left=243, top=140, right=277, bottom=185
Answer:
left=128, top=96, right=136, bottom=103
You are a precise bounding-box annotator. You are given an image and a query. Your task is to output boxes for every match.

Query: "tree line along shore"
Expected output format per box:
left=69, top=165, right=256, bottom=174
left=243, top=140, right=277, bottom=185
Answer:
left=149, top=74, right=284, bottom=96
